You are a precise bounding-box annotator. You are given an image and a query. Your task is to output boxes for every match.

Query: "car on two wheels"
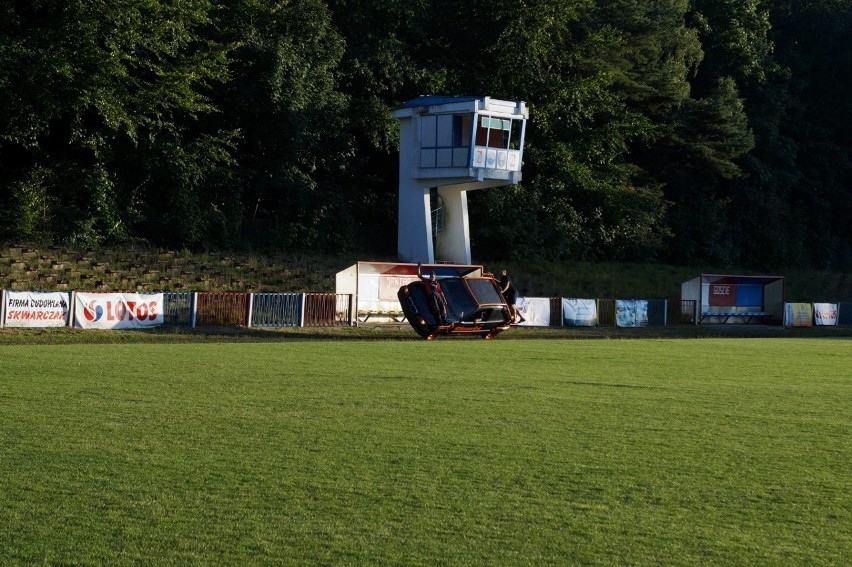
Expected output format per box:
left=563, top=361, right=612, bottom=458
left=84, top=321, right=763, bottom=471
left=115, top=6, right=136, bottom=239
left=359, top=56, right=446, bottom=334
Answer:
left=397, top=269, right=513, bottom=339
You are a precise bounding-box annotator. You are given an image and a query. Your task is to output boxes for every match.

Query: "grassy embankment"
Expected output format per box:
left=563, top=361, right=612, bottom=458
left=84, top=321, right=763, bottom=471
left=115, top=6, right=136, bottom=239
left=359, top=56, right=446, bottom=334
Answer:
left=1, top=245, right=850, bottom=301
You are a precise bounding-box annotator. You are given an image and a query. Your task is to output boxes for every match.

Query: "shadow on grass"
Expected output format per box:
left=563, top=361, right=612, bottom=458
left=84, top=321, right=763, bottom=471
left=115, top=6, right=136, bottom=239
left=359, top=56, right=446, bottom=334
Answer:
left=1, top=323, right=850, bottom=345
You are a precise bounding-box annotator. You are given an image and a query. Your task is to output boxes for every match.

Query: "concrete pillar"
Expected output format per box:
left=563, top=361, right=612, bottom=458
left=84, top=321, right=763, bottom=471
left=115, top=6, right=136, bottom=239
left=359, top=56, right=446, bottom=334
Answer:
left=435, top=185, right=471, bottom=264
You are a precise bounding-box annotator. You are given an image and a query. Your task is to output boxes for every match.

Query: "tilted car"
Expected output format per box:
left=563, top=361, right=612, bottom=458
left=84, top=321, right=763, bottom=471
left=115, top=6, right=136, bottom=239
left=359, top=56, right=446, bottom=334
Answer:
left=397, top=267, right=513, bottom=339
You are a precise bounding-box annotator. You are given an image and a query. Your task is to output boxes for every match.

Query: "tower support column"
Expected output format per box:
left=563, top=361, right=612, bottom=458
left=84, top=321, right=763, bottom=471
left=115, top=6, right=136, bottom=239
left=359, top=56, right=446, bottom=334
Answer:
left=435, top=185, right=471, bottom=264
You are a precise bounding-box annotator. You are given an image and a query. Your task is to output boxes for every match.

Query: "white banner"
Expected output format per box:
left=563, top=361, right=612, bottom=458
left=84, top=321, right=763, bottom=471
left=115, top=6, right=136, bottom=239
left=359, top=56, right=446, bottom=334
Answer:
left=3, top=291, right=71, bottom=327
left=74, top=292, right=164, bottom=329
left=516, top=297, right=551, bottom=326
left=616, top=300, right=649, bottom=328
left=813, top=303, right=838, bottom=326
left=562, top=298, right=598, bottom=327
left=784, top=303, right=813, bottom=327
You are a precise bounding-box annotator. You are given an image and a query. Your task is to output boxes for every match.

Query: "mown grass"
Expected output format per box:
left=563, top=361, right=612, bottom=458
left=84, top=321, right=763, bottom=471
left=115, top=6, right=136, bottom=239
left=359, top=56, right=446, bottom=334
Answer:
left=1, top=339, right=850, bottom=565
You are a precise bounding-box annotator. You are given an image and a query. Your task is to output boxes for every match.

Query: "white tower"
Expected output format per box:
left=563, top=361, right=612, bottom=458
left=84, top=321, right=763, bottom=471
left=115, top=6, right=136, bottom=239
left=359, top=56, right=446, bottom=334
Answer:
left=392, top=96, right=528, bottom=264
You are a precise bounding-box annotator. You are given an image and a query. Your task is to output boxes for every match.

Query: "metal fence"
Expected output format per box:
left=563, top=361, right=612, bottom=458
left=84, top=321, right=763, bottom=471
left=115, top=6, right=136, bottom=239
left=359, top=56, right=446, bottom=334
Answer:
left=195, top=292, right=250, bottom=327
left=304, top=293, right=352, bottom=326
left=596, top=298, right=616, bottom=326
left=163, top=292, right=194, bottom=326
left=548, top=298, right=562, bottom=326
left=250, top=293, right=302, bottom=327
left=5, top=286, right=848, bottom=330
left=839, top=302, right=852, bottom=326
left=669, top=299, right=697, bottom=324
left=647, top=299, right=668, bottom=326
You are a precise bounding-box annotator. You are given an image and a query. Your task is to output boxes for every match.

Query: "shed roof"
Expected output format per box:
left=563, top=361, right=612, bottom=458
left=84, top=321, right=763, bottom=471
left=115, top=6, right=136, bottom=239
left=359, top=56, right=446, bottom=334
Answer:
left=397, top=95, right=483, bottom=108
left=696, top=274, right=784, bottom=285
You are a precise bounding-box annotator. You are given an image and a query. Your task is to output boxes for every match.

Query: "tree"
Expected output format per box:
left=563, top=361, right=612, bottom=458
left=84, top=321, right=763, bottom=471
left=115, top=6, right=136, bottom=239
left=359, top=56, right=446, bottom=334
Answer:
left=609, top=0, right=759, bottom=265
left=766, top=0, right=852, bottom=267
left=0, top=0, right=233, bottom=246
left=469, top=0, right=697, bottom=260
left=211, top=0, right=355, bottom=252
left=678, top=0, right=795, bottom=268
left=326, top=0, right=453, bottom=255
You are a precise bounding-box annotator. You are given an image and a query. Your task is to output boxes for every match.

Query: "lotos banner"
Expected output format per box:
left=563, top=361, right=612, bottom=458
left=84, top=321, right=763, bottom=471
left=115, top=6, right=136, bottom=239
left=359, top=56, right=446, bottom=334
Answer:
left=4, top=291, right=71, bottom=327
left=74, top=292, right=164, bottom=329
left=812, top=303, right=838, bottom=326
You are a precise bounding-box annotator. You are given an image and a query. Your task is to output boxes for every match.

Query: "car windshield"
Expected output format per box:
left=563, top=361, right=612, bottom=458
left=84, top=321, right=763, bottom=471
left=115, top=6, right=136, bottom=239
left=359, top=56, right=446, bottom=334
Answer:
left=440, top=278, right=478, bottom=320
left=466, top=278, right=504, bottom=305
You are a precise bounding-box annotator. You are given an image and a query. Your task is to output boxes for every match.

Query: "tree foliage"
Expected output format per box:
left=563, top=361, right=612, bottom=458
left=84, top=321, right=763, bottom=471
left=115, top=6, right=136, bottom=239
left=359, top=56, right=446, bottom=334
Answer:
left=0, top=0, right=233, bottom=246
left=0, top=0, right=849, bottom=268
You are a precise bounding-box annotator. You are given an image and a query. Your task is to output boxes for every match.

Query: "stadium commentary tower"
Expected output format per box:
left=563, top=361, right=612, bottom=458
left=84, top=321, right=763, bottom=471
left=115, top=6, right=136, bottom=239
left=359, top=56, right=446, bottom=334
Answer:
left=392, top=96, right=528, bottom=265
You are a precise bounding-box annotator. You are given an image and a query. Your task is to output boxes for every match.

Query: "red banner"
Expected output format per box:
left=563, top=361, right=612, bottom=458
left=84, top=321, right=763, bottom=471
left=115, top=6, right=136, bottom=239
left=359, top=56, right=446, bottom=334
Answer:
left=709, top=283, right=737, bottom=306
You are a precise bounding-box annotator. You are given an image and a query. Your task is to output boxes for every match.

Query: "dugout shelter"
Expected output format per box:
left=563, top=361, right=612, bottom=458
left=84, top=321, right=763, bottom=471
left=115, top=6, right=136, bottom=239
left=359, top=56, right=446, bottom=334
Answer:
left=681, top=274, right=785, bottom=325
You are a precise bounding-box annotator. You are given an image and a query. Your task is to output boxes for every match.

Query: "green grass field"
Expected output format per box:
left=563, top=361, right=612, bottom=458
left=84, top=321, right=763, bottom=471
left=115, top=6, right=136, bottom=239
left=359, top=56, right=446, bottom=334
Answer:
left=1, top=338, right=849, bottom=565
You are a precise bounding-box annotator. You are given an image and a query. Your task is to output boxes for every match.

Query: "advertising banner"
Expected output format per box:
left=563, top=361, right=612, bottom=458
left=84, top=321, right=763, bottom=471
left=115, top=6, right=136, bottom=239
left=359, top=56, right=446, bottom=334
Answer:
left=709, top=283, right=737, bottom=306
left=3, top=291, right=71, bottom=327
left=74, top=292, right=164, bottom=329
left=616, top=300, right=649, bottom=328
left=379, top=274, right=417, bottom=301
left=562, top=298, right=598, bottom=327
left=783, top=303, right=813, bottom=327
left=516, top=297, right=550, bottom=326
left=812, top=303, right=838, bottom=326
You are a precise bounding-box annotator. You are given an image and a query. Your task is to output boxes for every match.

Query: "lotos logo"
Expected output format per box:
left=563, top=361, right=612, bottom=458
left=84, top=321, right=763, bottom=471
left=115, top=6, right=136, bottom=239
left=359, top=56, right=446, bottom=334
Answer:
left=102, top=300, right=160, bottom=321
left=83, top=300, right=104, bottom=322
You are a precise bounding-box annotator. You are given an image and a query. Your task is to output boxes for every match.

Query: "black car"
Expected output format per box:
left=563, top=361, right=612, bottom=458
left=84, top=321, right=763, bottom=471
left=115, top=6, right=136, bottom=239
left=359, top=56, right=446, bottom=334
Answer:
left=397, top=268, right=513, bottom=339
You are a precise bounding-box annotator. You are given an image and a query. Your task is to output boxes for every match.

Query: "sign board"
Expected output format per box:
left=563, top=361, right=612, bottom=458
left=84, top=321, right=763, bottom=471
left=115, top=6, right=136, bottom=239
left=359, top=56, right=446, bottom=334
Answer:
left=709, top=283, right=737, bottom=306
left=616, top=300, right=649, bottom=327
left=74, top=292, right=164, bottom=329
left=813, top=303, right=838, bottom=326
left=562, top=298, right=598, bottom=327
left=379, top=274, right=417, bottom=301
left=3, top=291, right=70, bottom=327
left=516, top=297, right=551, bottom=326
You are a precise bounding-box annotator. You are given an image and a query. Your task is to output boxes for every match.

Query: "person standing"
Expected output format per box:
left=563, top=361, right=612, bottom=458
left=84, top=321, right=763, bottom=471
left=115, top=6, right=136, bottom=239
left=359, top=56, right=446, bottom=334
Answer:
left=418, top=262, right=449, bottom=325
left=500, top=269, right=525, bottom=323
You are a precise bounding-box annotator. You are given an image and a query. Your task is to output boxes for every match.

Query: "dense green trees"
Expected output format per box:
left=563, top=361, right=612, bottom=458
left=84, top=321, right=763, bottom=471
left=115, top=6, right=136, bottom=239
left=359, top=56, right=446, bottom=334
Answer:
left=0, top=0, right=849, bottom=268
left=0, top=0, right=233, bottom=246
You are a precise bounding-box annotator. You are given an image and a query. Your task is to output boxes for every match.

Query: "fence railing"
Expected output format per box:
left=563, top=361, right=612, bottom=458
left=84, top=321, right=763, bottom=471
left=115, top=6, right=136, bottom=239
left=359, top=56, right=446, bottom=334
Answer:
left=597, top=298, right=616, bottom=326
left=163, top=292, right=194, bottom=326
left=547, top=298, right=562, bottom=326
left=190, top=292, right=352, bottom=327
left=195, top=292, right=250, bottom=327
left=304, top=293, right=352, bottom=327
left=250, top=293, right=302, bottom=327
left=2, top=288, right=847, bottom=330
left=647, top=299, right=668, bottom=326
left=678, top=299, right=698, bottom=325
left=840, top=302, right=852, bottom=326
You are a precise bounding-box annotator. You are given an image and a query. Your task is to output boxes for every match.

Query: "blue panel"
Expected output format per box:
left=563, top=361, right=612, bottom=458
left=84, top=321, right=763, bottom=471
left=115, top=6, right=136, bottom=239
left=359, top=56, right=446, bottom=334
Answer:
left=437, top=115, right=454, bottom=146
left=735, top=284, right=763, bottom=306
